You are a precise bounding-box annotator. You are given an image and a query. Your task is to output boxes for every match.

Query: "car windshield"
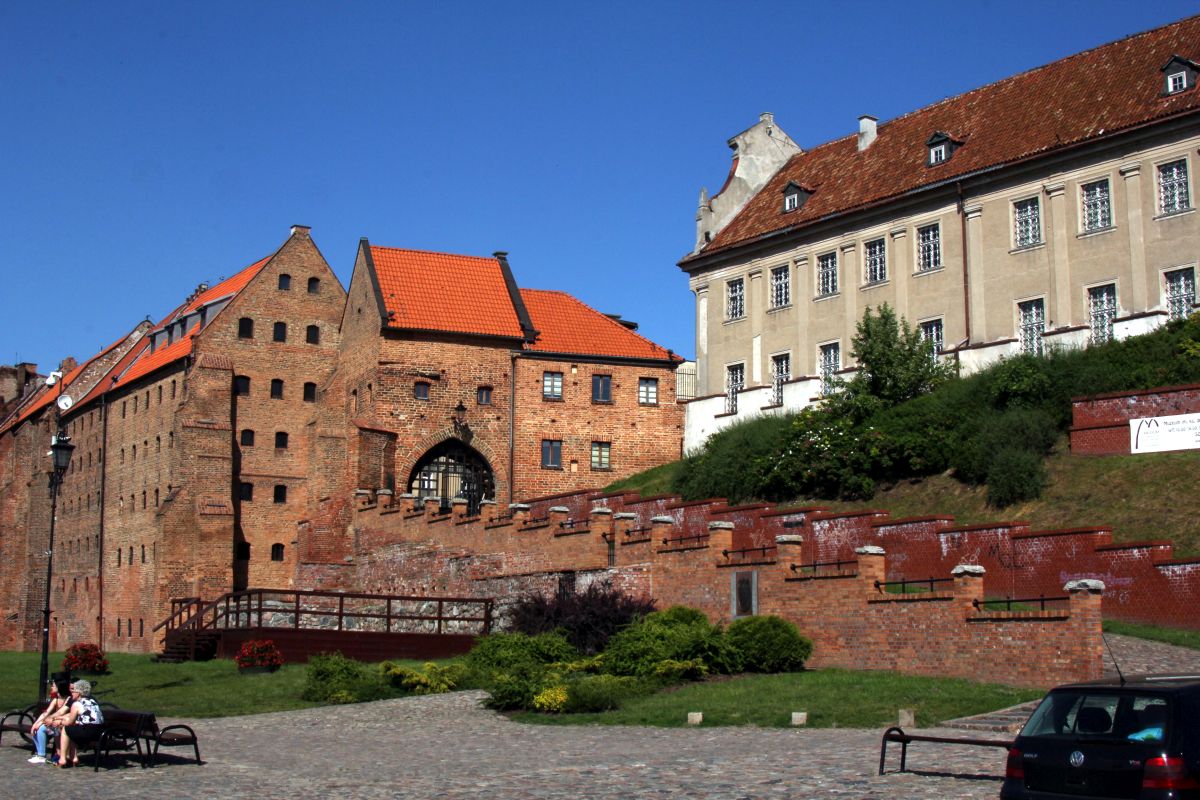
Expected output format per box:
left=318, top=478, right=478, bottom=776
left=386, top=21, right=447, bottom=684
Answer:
left=1023, top=690, right=1169, bottom=743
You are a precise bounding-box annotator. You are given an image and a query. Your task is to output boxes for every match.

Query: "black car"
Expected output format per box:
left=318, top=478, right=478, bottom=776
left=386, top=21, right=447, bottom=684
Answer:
left=1001, top=674, right=1200, bottom=799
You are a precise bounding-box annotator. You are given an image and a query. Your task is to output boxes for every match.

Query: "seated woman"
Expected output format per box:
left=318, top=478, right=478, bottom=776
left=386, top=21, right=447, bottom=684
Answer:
left=56, top=679, right=104, bottom=767
left=27, top=678, right=71, bottom=764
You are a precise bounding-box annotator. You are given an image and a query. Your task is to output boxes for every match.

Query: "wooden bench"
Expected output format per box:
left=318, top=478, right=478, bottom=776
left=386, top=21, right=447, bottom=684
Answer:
left=135, top=712, right=201, bottom=767
left=878, top=726, right=1013, bottom=775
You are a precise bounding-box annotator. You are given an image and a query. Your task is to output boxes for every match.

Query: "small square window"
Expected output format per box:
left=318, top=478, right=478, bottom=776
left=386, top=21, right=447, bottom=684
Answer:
left=306, top=325, right=320, bottom=344
left=592, top=374, right=612, bottom=403
left=273, top=484, right=287, bottom=504
left=1168, top=71, right=1187, bottom=94
left=307, top=277, right=320, bottom=294
left=638, top=377, right=658, bottom=405
left=270, top=379, right=284, bottom=399
left=240, top=429, right=255, bottom=446
left=233, top=375, right=251, bottom=396
left=278, top=274, right=291, bottom=290
left=541, top=439, right=562, bottom=469
left=590, top=441, right=611, bottom=470
left=238, top=317, right=254, bottom=339
left=303, top=382, right=317, bottom=402
left=477, top=386, right=493, bottom=405
left=929, top=143, right=946, bottom=165
left=542, top=371, right=563, bottom=400
left=273, top=322, right=287, bottom=342
left=271, top=543, right=285, bottom=561
left=414, top=381, right=430, bottom=400
left=239, top=482, right=254, bottom=501
left=275, top=431, right=289, bottom=449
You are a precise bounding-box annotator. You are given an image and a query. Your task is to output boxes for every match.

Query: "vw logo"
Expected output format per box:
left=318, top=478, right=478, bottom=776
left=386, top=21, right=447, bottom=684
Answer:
left=1069, top=751, right=1086, bottom=768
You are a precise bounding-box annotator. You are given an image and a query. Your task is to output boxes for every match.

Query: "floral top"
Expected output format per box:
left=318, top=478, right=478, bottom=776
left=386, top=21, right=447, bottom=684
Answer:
left=73, top=697, right=103, bottom=725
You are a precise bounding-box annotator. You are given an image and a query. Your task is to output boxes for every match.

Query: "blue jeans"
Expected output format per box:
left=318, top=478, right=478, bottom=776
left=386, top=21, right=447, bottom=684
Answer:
left=34, top=724, right=54, bottom=757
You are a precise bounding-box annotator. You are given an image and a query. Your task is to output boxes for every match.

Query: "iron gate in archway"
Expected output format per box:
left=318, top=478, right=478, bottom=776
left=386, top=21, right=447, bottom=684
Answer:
left=408, top=439, right=495, bottom=516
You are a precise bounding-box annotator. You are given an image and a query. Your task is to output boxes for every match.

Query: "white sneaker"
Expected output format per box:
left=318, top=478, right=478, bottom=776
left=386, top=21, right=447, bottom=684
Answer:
left=27, top=755, right=45, bottom=764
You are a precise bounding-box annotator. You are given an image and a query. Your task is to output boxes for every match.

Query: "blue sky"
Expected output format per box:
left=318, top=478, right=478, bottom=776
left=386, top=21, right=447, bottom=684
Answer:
left=1, top=1, right=1195, bottom=371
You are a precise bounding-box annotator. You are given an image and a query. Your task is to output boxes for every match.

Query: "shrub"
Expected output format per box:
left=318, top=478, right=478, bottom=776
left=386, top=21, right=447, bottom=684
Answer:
left=602, top=607, right=737, bottom=677
left=62, top=643, right=108, bottom=674
left=673, top=414, right=793, bottom=503
left=466, top=632, right=577, bottom=677
left=234, top=639, right=283, bottom=669
left=651, top=658, right=708, bottom=682
left=379, top=661, right=466, bottom=694
left=532, top=684, right=569, bottom=712
left=507, top=581, right=656, bottom=655
left=483, top=664, right=553, bottom=711
left=563, top=674, right=648, bottom=713
left=986, top=448, right=1047, bottom=508
left=302, top=652, right=370, bottom=702
left=725, top=616, right=813, bottom=673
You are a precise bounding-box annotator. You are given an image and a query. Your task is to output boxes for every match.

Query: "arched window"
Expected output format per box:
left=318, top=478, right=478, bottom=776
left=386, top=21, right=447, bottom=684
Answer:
left=271, top=543, right=285, bottom=561
left=270, top=379, right=284, bottom=399
left=273, top=322, right=287, bottom=342
left=275, top=431, right=289, bottom=449
left=278, top=273, right=291, bottom=290
left=306, top=325, right=320, bottom=344
left=307, top=277, right=320, bottom=294
left=238, top=317, right=254, bottom=338
left=240, top=429, right=255, bottom=446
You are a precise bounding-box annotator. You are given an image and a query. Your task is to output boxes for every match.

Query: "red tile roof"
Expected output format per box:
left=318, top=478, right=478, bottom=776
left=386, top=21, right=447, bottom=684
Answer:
left=111, top=325, right=199, bottom=390
left=686, top=15, right=1200, bottom=264
left=521, top=289, right=679, bottom=361
left=178, top=256, right=271, bottom=316
left=0, top=333, right=127, bottom=433
left=370, top=247, right=526, bottom=339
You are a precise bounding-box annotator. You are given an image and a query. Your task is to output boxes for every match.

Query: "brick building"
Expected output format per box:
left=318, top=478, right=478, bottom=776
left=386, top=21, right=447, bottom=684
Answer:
left=0, top=228, right=683, bottom=653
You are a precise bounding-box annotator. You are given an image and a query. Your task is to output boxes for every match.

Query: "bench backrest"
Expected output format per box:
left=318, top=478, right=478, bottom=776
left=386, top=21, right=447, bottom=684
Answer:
left=103, top=709, right=153, bottom=735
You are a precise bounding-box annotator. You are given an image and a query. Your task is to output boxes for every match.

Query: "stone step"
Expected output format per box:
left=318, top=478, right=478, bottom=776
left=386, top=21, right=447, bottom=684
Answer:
left=939, top=701, right=1040, bottom=734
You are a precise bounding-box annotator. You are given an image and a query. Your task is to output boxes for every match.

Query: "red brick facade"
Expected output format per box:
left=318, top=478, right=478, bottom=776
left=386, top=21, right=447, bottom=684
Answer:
left=1071, top=384, right=1200, bottom=454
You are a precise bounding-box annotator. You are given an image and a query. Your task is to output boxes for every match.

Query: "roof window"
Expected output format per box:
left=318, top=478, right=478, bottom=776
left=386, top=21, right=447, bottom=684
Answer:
left=781, top=182, right=811, bottom=213
left=1161, top=55, right=1197, bottom=95
left=926, top=132, right=960, bottom=166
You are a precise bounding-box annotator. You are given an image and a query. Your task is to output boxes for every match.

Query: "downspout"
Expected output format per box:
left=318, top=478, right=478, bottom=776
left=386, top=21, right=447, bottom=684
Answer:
left=957, top=181, right=972, bottom=346
left=509, top=352, right=517, bottom=506
left=97, top=378, right=114, bottom=651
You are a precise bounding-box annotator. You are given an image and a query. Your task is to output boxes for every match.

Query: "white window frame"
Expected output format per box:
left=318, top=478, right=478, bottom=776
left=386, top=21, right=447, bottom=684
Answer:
left=590, top=441, right=611, bottom=470
left=783, top=193, right=800, bottom=212
left=770, top=352, right=791, bottom=405
left=916, top=223, right=941, bottom=272
left=1017, top=298, right=1046, bottom=356
left=637, top=377, right=659, bottom=405
left=1167, top=71, right=1187, bottom=94
left=818, top=342, right=840, bottom=396
left=1158, top=158, right=1191, bottom=216
left=770, top=265, right=791, bottom=308
left=726, top=277, right=745, bottom=320
left=864, top=238, right=887, bottom=284
left=1080, top=178, right=1112, bottom=233
left=816, top=251, right=838, bottom=296
left=1087, top=283, right=1117, bottom=345
left=542, top=371, right=563, bottom=400
left=929, top=143, right=947, bottom=165
left=1013, top=196, right=1042, bottom=248
left=1164, top=267, right=1197, bottom=322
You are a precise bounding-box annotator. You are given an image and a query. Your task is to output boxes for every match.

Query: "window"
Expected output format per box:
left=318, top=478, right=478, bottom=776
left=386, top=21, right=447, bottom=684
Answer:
left=273, top=322, right=287, bottom=342
left=239, top=482, right=254, bottom=501
left=240, top=429, right=255, bottom=446
left=477, top=386, right=492, bottom=405
left=590, top=441, right=611, bottom=470
left=864, top=238, right=887, bottom=284
left=303, top=382, right=317, bottom=402
left=1081, top=179, right=1112, bottom=232
left=1013, top=197, right=1042, bottom=247
left=278, top=273, right=291, bottom=290
left=783, top=193, right=799, bottom=212
left=770, top=353, right=790, bottom=405
left=781, top=182, right=810, bottom=213
left=542, top=371, right=563, bottom=400
left=541, top=439, right=562, bottom=469
left=1089, top=284, right=1117, bottom=345
left=273, top=484, right=287, bottom=503
left=1167, top=71, right=1187, bottom=94
left=1018, top=298, right=1046, bottom=356
left=1165, top=268, right=1196, bottom=321
left=770, top=265, right=791, bottom=308
left=819, top=343, right=840, bottom=396
left=307, top=277, right=320, bottom=294
left=238, top=317, right=254, bottom=338
left=275, top=431, right=289, bottom=449
left=726, top=278, right=745, bottom=319
left=306, top=324, right=320, bottom=344
left=732, top=570, right=757, bottom=617
left=271, top=543, right=285, bottom=561
left=816, top=251, right=838, bottom=296
left=638, top=377, right=658, bottom=405
left=725, top=363, right=744, bottom=414
left=233, top=375, right=250, bottom=396
left=414, top=381, right=430, bottom=400
left=592, top=374, right=612, bottom=403
left=916, top=223, right=941, bottom=271
left=1159, top=159, right=1190, bottom=215
left=928, top=143, right=947, bottom=165
left=919, top=319, right=944, bottom=362
left=270, top=378, right=284, bottom=399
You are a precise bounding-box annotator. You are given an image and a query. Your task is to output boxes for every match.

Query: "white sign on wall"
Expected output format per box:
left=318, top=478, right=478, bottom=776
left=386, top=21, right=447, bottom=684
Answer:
left=1130, top=412, right=1200, bottom=454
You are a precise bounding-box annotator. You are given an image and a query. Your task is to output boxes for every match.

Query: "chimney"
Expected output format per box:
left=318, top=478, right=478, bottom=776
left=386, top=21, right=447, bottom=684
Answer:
left=857, top=115, right=878, bottom=151
left=290, top=224, right=311, bottom=237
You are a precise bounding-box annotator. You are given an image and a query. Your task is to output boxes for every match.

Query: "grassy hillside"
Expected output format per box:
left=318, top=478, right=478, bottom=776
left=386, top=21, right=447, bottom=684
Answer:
left=608, top=441, right=1200, bottom=557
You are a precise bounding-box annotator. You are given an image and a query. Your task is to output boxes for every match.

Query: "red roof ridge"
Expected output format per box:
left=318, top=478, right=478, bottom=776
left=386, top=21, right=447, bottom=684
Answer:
left=519, top=288, right=679, bottom=361
left=368, top=244, right=500, bottom=264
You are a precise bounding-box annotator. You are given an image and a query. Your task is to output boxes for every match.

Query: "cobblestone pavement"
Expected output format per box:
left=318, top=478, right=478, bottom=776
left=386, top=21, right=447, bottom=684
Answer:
left=7, top=691, right=1006, bottom=800
left=8, top=636, right=1197, bottom=800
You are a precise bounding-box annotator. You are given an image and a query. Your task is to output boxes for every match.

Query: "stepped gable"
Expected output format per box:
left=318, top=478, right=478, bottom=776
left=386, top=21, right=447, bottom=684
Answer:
left=683, top=15, right=1200, bottom=263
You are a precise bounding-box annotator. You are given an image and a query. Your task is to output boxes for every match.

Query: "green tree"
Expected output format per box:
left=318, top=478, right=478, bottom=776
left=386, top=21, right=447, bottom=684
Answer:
left=846, top=304, right=955, bottom=407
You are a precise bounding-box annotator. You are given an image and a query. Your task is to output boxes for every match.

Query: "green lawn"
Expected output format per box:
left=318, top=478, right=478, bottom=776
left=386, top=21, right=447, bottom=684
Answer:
left=514, top=669, right=1042, bottom=728
left=1104, top=619, right=1200, bottom=651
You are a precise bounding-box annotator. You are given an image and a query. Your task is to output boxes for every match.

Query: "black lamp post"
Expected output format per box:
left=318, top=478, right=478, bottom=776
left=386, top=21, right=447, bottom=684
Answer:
left=37, top=427, right=74, bottom=699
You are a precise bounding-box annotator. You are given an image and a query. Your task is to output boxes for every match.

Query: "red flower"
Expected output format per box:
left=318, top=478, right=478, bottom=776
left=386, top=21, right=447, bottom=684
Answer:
left=62, top=643, right=109, bottom=673
left=234, top=639, right=283, bottom=668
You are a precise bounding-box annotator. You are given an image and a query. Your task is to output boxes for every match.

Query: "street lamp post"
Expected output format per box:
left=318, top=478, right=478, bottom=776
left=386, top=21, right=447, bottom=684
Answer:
left=36, top=422, right=74, bottom=700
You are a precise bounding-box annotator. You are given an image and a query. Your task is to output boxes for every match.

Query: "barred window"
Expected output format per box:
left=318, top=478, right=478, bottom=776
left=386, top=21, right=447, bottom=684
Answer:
left=919, top=319, right=944, bottom=363
left=1081, top=180, right=1111, bottom=232
left=590, top=441, right=611, bottom=470
left=1013, top=197, right=1042, bottom=248
left=1088, top=284, right=1117, bottom=345
left=817, top=252, right=838, bottom=296
left=864, top=238, right=887, bottom=284
left=1018, top=299, right=1045, bottom=356
left=725, top=363, right=744, bottom=414
left=542, top=371, right=563, bottom=400
left=819, top=343, right=840, bottom=396
left=638, top=377, right=658, bottom=405
left=726, top=278, right=745, bottom=319
left=916, top=224, right=940, bottom=272
left=770, top=353, right=791, bottom=405
left=770, top=265, right=790, bottom=308
left=1165, top=268, right=1196, bottom=321
left=1159, top=159, right=1190, bottom=215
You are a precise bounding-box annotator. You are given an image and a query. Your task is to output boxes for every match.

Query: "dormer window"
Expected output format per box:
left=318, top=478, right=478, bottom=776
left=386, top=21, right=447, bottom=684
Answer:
left=1161, top=55, right=1197, bottom=95
left=926, top=131, right=959, bottom=166
left=781, top=181, right=810, bottom=213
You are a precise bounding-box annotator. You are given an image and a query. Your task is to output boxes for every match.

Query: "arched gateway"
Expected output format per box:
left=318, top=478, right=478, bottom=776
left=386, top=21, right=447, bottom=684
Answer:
left=407, top=439, right=495, bottom=515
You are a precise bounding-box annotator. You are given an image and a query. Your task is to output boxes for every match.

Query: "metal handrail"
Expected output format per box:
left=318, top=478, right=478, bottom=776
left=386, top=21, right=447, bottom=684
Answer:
left=723, top=545, right=775, bottom=559
left=874, top=577, right=954, bottom=594
left=790, top=558, right=857, bottom=573
left=662, top=532, right=710, bottom=546
left=972, top=595, right=1069, bottom=612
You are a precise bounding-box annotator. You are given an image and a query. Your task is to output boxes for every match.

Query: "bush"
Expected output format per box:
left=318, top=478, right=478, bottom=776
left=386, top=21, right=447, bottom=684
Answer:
left=725, top=616, right=813, bottom=673
left=483, top=663, right=552, bottom=711
left=532, top=684, right=569, bottom=712
left=380, top=661, right=466, bottom=694
left=466, top=632, right=577, bottom=677
left=507, top=581, right=656, bottom=655
left=563, top=674, right=649, bottom=713
left=234, top=639, right=283, bottom=669
left=986, top=448, right=1047, bottom=508
left=602, top=607, right=737, bottom=677
left=62, top=643, right=108, bottom=674
left=302, top=652, right=380, bottom=702
left=673, top=414, right=793, bottom=503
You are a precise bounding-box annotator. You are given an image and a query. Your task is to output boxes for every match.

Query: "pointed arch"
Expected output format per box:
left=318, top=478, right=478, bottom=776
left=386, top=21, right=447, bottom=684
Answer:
left=407, top=439, right=495, bottom=515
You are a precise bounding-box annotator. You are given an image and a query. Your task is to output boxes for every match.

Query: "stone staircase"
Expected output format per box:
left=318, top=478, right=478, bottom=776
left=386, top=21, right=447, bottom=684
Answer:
left=940, top=701, right=1040, bottom=734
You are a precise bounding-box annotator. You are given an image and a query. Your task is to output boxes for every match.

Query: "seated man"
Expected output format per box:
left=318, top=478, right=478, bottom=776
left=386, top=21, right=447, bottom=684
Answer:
left=56, top=679, right=104, bottom=767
